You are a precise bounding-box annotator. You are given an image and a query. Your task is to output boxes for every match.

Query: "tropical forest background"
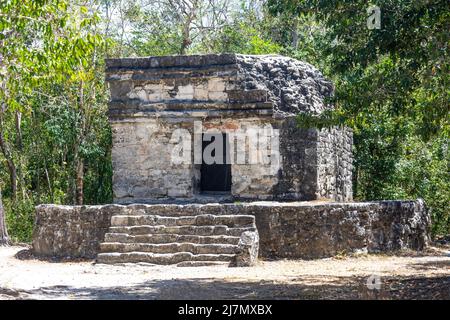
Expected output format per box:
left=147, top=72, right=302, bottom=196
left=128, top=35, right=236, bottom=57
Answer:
left=0, top=0, right=448, bottom=243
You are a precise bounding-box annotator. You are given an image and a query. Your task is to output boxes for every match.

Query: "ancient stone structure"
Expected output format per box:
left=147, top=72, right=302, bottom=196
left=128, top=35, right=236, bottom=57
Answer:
left=31, top=54, right=430, bottom=265
left=32, top=200, right=429, bottom=261
left=33, top=204, right=115, bottom=259
left=106, top=54, right=352, bottom=203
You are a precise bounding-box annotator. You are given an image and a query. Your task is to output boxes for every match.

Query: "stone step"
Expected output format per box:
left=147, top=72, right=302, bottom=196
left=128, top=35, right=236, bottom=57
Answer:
left=104, top=205, right=243, bottom=217
left=96, top=252, right=235, bottom=265
left=104, top=233, right=240, bottom=245
left=100, top=242, right=239, bottom=255
left=110, top=214, right=255, bottom=228
left=109, top=225, right=256, bottom=237
left=96, top=208, right=259, bottom=266
left=176, top=261, right=230, bottom=267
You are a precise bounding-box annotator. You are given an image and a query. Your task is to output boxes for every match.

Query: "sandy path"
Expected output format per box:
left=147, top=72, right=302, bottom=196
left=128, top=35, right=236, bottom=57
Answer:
left=0, top=246, right=449, bottom=300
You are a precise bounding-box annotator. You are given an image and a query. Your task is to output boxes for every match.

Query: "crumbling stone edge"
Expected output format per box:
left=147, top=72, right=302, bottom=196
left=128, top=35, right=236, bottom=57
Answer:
left=231, top=231, right=260, bottom=267
left=31, top=199, right=430, bottom=261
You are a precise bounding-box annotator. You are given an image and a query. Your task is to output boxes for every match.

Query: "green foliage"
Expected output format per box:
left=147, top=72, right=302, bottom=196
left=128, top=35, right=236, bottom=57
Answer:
left=110, top=0, right=282, bottom=56
left=120, top=9, right=185, bottom=56
left=0, top=0, right=112, bottom=242
left=269, top=0, right=449, bottom=137
left=4, top=197, right=35, bottom=243
left=0, top=0, right=448, bottom=242
left=268, top=0, right=450, bottom=236
left=392, top=136, right=449, bottom=235
left=203, top=22, right=281, bottom=54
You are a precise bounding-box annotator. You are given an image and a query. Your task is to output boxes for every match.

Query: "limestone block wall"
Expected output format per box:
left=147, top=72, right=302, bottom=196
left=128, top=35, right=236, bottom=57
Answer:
left=32, top=200, right=430, bottom=259
left=272, top=119, right=319, bottom=201
left=316, top=127, right=353, bottom=202
left=111, top=119, right=196, bottom=201
left=107, top=54, right=279, bottom=203
left=201, top=118, right=281, bottom=200
left=106, top=54, right=354, bottom=203
left=253, top=199, right=430, bottom=259
left=106, top=54, right=269, bottom=117
left=111, top=116, right=281, bottom=202
left=32, top=204, right=116, bottom=259
left=111, top=113, right=355, bottom=203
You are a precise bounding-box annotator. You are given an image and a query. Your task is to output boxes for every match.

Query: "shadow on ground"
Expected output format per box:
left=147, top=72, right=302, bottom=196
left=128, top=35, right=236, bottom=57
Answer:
left=410, top=259, right=450, bottom=271
left=14, top=248, right=93, bottom=263
left=3, top=246, right=449, bottom=300
left=2, top=274, right=449, bottom=300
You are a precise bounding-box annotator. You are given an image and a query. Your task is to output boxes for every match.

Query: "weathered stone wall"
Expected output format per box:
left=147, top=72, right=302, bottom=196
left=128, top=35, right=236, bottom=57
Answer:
left=107, top=54, right=280, bottom=203
left=271, top=119, right=319, bottom=201
left=111, top=116, right=282, bottom=202
left=111, top=115, right=353, bottom=203
left=106, top=54, right=269, bottom=118
left=32, top=204, right=116, bottom=259
left=207, top=118, right=281, bottom=200
left=267, top=121, right=353, bottom=202
left=112, top=119, right=196, bottom=201
left=317, top=127, right=353, bottom=202
left=252, top=199, right=430, bottom=258
left=32, top=200, right=430, bottom=259
left=235, top=55, right=334, bottom=116
left=106, top=54, right=353, bottom=203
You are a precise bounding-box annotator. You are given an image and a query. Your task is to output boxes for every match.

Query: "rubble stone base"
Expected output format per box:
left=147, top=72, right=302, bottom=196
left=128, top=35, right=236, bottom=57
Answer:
left=32, top=199, right=430, bottom=262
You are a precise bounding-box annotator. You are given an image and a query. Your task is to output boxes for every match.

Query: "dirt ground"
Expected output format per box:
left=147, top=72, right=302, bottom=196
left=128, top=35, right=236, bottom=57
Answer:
left=0, top=245, right=449, bottom=300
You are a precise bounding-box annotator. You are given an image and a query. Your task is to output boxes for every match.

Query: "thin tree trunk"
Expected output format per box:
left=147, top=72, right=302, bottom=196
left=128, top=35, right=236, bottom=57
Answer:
left=180, top=22, right=191, bottom=54
left=291, top=17, right=299, bottom=49
left=44, top=164, right=54, bottom=203
left=353, top=166, right=359, bottom=199
left=0, top=119, right=18, bottom=201
left=74, top=79, right=86, bottom=206
left=15, top=111, right=22, bottom=149
left=0, top=187, right=9, bottom=245
left=15, top=110, right=27, bottom=200
left=75, top=157, right=84, bottom=205
left=0, top=43, right=16, bottom=203
left=178, top=0, right=198, bottom=54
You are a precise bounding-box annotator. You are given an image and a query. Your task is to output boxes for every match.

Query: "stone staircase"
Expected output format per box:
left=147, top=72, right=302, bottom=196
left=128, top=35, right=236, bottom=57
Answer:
left=96, top=205, right=259, bottom=266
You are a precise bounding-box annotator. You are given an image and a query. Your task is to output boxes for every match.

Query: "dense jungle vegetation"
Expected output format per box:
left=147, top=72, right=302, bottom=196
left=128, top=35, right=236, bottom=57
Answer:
left=0, top=0, right=448, bottom=243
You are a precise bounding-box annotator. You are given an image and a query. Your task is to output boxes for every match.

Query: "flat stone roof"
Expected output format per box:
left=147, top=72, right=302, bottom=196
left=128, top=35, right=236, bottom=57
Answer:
left=106, top=53, right=334, bottom=118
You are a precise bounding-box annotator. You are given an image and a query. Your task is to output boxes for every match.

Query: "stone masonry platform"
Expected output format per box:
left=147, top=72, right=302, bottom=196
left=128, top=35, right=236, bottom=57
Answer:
left=32, top=200, right=430, bottom=265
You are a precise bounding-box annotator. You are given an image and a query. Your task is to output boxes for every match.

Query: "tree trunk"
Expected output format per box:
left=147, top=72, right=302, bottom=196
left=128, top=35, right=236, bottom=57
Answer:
left=291, top=17, right=299, bottom=49
left=15, top=111, right=23, bottom=149
left=15, top=110, right=27, bottom=200
left=74, top=79, right=86, bottom=206
left=180, top=22, right=192, bottom=54
left=0, top=187, right=9, bottom=245
left=0, top=120, right=18, bottom=201
left=178, top=0, right=198, bottom=54
left=44, top=163, right=54, bottom=203
left=353, top=166, right=358, bottom=198
left=75, top=157, right=84, bottom=205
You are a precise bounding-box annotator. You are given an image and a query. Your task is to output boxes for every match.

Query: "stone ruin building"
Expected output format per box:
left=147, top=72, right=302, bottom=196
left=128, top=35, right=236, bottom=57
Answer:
left=32, top=54, right=430, bottom=266
left=107, top=54, right=352, bottom=203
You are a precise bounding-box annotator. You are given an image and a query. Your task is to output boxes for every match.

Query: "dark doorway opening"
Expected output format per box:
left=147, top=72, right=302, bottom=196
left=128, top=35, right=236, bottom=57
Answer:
left=200, top=133, right=232, bottom=192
